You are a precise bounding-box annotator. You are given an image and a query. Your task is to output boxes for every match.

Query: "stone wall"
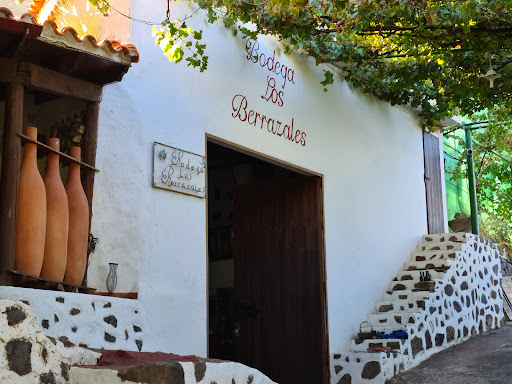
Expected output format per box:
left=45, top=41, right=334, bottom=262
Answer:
left=70, top=361, right=276, bottom=384
left=0, top=297, right=275, bottom=384
left=0, top=299, right=99, bottom=383
left=330, top=233, right=504, bottom=384
left=501, top=256, right=512, bottom=277
left=0, top=287, right=144, bottom=352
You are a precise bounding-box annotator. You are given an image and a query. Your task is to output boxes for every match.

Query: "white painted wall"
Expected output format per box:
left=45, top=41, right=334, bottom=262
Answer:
left=87, top=0, right=431, bottom=357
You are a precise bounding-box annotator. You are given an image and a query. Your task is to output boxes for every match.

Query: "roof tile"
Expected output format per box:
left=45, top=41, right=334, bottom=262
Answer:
left=0, top=6, right=138, bottom=64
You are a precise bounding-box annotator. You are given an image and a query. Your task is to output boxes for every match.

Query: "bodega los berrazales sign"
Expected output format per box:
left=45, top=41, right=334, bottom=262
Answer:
left=153, top=142, right=206, bottom=198
left=230, top=38, right=307, bottom=147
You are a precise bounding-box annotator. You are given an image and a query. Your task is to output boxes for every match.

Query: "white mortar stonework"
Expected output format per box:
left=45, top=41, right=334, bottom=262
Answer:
left=0, top=299, right=99, bottom=383
left=0, top=287, right=144, bottom=352
left=330, top=233, right=504, bottom=384
left=70, top=361, right=276, bottom=384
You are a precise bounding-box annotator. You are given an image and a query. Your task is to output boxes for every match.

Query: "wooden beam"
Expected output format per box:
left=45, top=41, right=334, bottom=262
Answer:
left=83, top=102, right=99, bottom=225
left=81, top=102, right=100, bottom=286
left=18, top=62, right=102, bottom=102
left=0, top=58, right=17, bottom=83
left=0, top=83, right=24, bottom=285
left=18, top=133, right=99, bottom=172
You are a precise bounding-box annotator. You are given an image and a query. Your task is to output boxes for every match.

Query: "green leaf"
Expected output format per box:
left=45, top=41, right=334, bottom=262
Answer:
left=321, top=70, right=334, bottom=91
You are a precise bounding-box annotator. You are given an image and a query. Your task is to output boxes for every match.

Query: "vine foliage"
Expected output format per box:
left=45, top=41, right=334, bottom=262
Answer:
left=89, top=0, right=512, bottom=248
left=90, top=0, right=512, bottom=128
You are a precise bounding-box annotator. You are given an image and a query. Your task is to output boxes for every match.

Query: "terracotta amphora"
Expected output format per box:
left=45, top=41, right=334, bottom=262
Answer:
left=64, top=146, right=89, bottom=286
left=40, top=138, right=69, bottom=281
left=15, top=126, right=46, bottom=276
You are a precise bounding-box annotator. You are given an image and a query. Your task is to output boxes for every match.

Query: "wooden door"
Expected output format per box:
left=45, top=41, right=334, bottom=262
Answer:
left=423, top=131, right=445, bottom=234
left=233, top=177, right=326, bottom=384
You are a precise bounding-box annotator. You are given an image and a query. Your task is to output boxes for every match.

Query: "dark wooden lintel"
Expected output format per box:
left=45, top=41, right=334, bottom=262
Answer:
left=0, top=59, right=102, bottom=102
left=19, top=62, right=102, bottom=102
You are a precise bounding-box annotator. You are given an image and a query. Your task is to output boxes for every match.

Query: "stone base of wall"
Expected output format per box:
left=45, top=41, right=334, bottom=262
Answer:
left=0, top=286, right=144, bottom=352
left=70, top=361, right=276, bottom=384
left=0, top=297, right=275, bottom=384
left=0, top=299, right=99, bottom=383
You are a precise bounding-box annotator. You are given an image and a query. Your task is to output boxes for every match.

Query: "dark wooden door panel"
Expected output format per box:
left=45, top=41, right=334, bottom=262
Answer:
left=423, top=131, right=445, bottom=234
left=233, top=177, right=325, bottom=384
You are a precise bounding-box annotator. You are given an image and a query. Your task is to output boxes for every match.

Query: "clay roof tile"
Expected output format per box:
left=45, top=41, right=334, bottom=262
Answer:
left=0, top=6, right=139, bottom=64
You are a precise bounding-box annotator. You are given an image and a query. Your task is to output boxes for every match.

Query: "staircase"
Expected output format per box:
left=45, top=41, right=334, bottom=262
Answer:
left=330, top=233, right=503, bottom=384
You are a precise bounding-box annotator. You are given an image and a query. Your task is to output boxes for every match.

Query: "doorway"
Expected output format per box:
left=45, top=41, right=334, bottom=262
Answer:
left=207, top=138, right=328, bottom=384
left=423, top=131, right=445, bottom=234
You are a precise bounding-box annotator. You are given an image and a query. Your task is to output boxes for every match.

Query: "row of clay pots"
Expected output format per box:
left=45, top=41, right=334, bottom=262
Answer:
left=15, top=126, right=89, bottom=286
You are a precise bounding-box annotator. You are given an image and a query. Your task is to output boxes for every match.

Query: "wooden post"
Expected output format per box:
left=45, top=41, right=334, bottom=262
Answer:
left=81, top=101, right=100, bottom=286
left=0, top=83, right=24, bottom=285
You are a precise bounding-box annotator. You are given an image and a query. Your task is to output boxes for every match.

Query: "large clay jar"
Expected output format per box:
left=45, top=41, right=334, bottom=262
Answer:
left=40, top=138, right=69, bottom=281
left=64, top=146, right=89, bottom=286
left=15, top=126, right=46, bottom=276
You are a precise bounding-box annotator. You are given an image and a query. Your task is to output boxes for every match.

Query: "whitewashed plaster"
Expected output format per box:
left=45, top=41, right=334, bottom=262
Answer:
left=84, top=0, right=433, bottom=357
left=0, top=0, right=442, bottom=367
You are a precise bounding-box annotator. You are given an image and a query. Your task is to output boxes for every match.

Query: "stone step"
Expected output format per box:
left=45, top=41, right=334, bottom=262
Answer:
left=361, top=324, right=411, bottom=334
left=404, top=258, right=452, bottom=271
left=416, top=241, right=463, bottom=252
left=350, top=338, right=408, bottom=353
left=410, top=250, right=458, bottom=262
left=381, top=290, right=431, bottom=302
left=375, top=299, right=425, bottom=314
left=396, top=269, right=443, bottom=282
left=422, top=233, right=467, bottom=244
left=367, top=312, right=419, bottom=328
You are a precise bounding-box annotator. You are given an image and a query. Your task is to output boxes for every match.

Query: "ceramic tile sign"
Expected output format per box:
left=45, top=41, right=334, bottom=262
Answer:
left=153, top=142, right=206, bottom=198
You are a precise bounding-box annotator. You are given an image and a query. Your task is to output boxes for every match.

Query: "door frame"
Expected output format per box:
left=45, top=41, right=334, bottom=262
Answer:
left=423, top=131, right=445, bottom=234
left=205, top=134, right=330, bottom=384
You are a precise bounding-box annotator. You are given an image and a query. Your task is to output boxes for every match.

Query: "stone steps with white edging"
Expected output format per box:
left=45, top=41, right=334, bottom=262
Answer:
left=375, top=299, right=425, bottom=314
left=397, top=269, right=444, bottom=281
left=382, top=290, right=431, bottom=302
left=351, top=338, right=408, bottom=353
left=416, top=242, right=463, bottom=252
left=332, top=233, right=504, bottom=384
left=410, top=250, right=458, bottom=262
left=367, top=313, right=420, bottom=328
left=361, top=325, right=412, bottom=334
left=404, top=259, right=452, bottom=271
left=389, top=279, right=440, bottom=292
left=422, top=233, right=467, bottom=243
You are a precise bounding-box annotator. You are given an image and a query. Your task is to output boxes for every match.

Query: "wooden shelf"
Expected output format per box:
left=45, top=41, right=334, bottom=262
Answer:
left=19, top=133, right=99, bottom=172
left=9, top=270, right=96, bottom=294
left=92, top=292, right=139, bottom=299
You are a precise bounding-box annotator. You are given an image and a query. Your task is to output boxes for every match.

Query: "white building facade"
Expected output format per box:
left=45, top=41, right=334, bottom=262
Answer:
left=0, top=1, right=471, bottom=383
